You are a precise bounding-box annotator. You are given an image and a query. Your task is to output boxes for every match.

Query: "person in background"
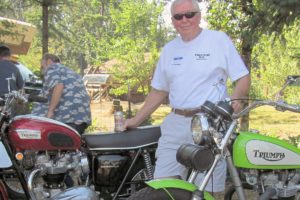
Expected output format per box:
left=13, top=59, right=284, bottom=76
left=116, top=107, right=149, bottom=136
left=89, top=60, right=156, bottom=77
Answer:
left=124, top=0, right=250, bottom=193
left=0, top=45, right=24, bottom=97
left=32, top=53, right=91, bottom=134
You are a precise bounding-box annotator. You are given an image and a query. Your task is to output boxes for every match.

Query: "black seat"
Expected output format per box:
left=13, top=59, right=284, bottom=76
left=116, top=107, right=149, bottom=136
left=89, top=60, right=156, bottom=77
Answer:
left=82, top=125, right=161, bottom=150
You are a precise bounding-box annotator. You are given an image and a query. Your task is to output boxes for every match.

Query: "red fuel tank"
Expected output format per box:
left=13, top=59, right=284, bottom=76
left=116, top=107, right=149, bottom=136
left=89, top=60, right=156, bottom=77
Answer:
left=9, top=115, right=81, bottom=151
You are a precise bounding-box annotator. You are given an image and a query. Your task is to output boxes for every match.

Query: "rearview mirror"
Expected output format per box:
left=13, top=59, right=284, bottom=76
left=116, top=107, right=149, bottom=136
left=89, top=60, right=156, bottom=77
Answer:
left=286, top=75, right=300, bottom=86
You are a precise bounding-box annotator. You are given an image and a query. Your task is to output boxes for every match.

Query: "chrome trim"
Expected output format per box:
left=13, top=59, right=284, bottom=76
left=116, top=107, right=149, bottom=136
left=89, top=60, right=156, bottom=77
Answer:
left=88, top=141, right=158, bottom=151
left=16, top=129, right=41, bottom=139
left=12, top=114, right=80, bottom=136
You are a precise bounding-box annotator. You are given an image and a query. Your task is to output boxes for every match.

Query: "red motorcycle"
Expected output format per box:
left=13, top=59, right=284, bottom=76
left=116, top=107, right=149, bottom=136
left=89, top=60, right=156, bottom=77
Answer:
left=0, top=92, right=160, bottom=200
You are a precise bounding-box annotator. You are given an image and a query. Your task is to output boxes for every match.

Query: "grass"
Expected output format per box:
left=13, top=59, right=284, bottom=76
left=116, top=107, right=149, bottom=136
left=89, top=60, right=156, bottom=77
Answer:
left=249, top=106, right=300, bottom=139
left=150, top=105, right=300, bottom=144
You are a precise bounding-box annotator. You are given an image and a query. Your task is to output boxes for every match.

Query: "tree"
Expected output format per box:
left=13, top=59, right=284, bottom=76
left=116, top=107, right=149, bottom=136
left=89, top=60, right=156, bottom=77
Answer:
left=207, top=0, right=300, bottom=130
left=251, top=18, right=300, bottom=104
left=108, top=0, right=168, bottom=96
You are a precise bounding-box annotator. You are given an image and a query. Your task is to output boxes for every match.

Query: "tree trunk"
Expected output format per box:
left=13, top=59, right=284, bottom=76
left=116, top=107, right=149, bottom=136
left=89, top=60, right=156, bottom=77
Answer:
left=239, top=44, right=252, bottom=131
left=239, top=0, right=253, bottom=132
left=42, top=0, right=50, bottom=55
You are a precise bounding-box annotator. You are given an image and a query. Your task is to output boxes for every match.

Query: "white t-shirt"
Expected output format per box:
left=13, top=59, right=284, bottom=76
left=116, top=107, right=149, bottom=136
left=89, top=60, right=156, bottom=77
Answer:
left=151, top=29, right=249, bottom=109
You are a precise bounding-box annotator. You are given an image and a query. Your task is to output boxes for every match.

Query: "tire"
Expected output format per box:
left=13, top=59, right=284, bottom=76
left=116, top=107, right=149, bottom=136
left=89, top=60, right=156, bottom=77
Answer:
left=3, top=178, right=26, bottom=200
left=0, top=180, right=8, bottom=200
left=128, top=186, right=193, bottom=200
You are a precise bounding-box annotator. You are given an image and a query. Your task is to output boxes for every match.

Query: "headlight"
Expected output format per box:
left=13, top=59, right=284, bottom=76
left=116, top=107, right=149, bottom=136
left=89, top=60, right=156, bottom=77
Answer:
left=191, top=113, right=209, bottom=144
left=176, top=143, right=214, bottom=171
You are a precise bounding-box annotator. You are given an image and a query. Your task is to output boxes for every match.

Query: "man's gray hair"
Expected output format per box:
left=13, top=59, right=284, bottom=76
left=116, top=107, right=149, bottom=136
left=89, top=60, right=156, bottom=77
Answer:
left=171, top=0, right=200, bottom=15
left=42, top=53, right=61, bottom=63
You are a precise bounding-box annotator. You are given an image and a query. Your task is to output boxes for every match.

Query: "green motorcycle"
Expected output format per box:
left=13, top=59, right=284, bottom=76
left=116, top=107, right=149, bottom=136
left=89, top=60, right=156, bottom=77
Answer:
left=128, top=75, right=300, bottom=200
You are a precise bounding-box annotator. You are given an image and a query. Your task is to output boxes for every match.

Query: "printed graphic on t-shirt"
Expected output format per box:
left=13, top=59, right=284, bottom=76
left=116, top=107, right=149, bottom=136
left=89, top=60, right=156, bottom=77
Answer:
left=172, top=56, right=183, bottom=66
left=195, top=53, right=210, bottom=61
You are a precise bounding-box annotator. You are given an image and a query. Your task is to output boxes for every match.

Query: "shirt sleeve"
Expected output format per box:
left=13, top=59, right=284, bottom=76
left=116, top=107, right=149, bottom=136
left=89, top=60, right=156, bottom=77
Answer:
left=151, top=49, right=170, bottom=92
left=222, top=33, right=249, bottom=82
left=44, top=65, right=63, bottom=89
left=15, top=67, right=24, bottom=89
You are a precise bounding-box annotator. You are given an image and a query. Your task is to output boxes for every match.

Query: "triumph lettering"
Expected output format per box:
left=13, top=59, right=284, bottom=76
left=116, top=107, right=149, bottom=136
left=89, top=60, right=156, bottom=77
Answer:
left=195, top=53, right=210, bottom=60
left=253, top=150, right=285, bottom=161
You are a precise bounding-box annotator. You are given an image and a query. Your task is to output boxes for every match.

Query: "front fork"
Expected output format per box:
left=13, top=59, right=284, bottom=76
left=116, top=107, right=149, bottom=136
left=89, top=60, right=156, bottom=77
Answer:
left=190, top=151, right=246, bottom=200
left=225, top=150, right=246, bottom=200
left=189, top=154, right=222, bottom=200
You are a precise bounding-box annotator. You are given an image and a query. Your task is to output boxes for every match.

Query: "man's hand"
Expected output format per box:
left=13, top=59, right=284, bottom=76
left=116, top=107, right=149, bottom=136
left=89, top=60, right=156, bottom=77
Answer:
left=231, top=74, right=250, bottom=113
left=123, top=88, right=168, bottom=131
left=47, top=110, right=54, bottom=118
left=231, top=100, right=242, bottom=113
left=123, top=118, right=138, bottom=130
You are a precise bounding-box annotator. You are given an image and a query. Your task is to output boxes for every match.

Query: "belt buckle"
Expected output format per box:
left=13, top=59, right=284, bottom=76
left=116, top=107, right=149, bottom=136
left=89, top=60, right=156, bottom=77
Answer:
left=183, top=109, right=189, bottom=117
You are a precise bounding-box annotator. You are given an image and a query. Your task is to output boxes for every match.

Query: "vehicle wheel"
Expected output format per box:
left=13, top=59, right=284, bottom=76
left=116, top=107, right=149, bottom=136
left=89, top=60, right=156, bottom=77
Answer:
left=0, top=180, right=8, bottom=200
left=128, top=186, right=192, bottom=200
left=3, top=178, right=26, bottom=199
left=224, top=183, right=256, bottom=200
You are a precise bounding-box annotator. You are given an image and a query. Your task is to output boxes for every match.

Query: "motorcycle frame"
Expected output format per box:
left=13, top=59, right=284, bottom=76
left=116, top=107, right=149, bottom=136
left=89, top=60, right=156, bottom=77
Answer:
left=133, top=75, right=300, bottom=199
left=0, top=129, right=31, bottom=200
left=142, top=119, right=246, bottom=200
left=89, top=145, right=156, bottom=200
left=187, top=120, right=246, bottom=200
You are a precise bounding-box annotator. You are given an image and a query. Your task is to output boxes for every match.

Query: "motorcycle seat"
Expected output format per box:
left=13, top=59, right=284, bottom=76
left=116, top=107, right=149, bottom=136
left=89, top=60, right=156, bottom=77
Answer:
left=82, top=125, right=161, bottom=150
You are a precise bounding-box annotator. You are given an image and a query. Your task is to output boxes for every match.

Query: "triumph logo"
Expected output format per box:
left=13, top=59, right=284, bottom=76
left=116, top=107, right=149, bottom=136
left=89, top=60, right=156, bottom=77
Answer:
left=16, top=129, right=41, bottom=139
left=253, top=150, right=285, bottom=161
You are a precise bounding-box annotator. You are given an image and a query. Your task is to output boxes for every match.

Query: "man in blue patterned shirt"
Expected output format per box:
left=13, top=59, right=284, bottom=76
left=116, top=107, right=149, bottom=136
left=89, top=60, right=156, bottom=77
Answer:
left=33, top=53, right=91, bottom=134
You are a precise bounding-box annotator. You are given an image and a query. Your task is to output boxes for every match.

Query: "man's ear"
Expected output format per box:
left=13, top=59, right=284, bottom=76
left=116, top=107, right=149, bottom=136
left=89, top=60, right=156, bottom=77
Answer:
left=46, top=59, right=53, bottom=66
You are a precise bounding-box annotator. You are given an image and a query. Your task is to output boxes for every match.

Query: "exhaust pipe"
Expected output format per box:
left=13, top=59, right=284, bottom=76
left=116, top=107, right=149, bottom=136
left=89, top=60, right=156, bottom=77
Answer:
left=27, top=168, right=42, bottom=200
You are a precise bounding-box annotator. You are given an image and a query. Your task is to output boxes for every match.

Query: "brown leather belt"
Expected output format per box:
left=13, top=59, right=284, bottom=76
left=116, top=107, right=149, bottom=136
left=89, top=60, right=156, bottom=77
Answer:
left=172, top=108, right=202, bottom=117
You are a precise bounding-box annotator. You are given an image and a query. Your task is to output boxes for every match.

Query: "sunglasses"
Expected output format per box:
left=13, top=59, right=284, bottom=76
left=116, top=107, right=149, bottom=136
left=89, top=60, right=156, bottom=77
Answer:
left=173, top=11, right=199, bottom=21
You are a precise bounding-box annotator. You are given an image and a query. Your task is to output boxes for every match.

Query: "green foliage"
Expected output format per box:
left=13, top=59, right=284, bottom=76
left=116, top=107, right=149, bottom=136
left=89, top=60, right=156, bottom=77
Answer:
left=207, top=0, right=258, bottom=51
left=285, top=135, right=300, bottom=149
left=108, top=0, right=166, bottom=96
left=85, top=118, right=101, bottom=133
left=208, top=0, right=300, bottom=105
left=1, top=0, right=170, bottom=90
left=18, top=38, right=43, bottom=76
left=251, top=18, right=300, bottom=104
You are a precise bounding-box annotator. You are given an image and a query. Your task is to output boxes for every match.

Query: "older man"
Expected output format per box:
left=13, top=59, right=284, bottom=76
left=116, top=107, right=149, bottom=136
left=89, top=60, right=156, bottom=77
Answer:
left=125, top=0, right=250, bottom=192
left=33, top=53, right=91, bottom=134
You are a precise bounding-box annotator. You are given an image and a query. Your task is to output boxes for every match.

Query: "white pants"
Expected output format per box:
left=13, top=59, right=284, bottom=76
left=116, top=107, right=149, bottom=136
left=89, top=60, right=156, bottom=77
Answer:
left=154, top=112, right=227, bottom=192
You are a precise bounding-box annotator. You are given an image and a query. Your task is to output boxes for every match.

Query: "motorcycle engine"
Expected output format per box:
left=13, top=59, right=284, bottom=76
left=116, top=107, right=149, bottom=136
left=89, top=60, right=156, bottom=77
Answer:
left=243, top=169, right=300, bottom=199
left=95, top=155, right=129, bottom=187
left=21, top=150, right=89, bottom=199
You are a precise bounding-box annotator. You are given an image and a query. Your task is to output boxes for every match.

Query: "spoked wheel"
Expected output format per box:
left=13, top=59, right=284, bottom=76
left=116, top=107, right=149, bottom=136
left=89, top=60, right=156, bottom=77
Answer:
left=224, top=183, right=257, bottom=200
left=3, top=177, right=26, bottom=200
left=130, top=167, right=153, bottom=193
left=128, top=186, right=193, bottom=200
left=0, top=180, right=8, bottom=200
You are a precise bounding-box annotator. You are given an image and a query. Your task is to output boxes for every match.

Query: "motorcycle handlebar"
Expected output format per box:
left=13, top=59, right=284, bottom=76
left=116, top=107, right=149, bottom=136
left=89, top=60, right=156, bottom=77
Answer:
left=27, top=94, right=48, bottom=103
left=234, top=100, right=300, bottom=119
left=3, top=91, right=48, bottom=104
left=6, top=91, right=28, bottom=102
